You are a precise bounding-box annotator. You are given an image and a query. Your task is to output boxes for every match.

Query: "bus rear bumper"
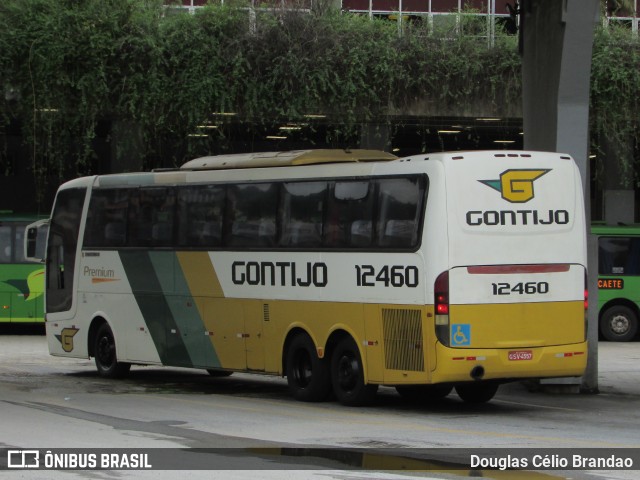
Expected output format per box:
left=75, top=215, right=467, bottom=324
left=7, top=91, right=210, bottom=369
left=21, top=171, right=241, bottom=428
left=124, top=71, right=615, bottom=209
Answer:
left=430, top=341, right=588, bottom=384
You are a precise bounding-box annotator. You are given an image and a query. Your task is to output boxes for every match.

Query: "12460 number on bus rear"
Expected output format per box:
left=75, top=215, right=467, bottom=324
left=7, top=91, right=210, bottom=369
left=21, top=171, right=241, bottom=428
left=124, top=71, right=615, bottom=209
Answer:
left=492, top=282, right=549, bottom=295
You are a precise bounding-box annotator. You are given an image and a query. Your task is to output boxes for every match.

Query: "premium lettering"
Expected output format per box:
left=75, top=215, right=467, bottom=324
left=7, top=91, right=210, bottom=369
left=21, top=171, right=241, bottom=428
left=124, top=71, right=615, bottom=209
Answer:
left=83, top=266, right=115, bottom=278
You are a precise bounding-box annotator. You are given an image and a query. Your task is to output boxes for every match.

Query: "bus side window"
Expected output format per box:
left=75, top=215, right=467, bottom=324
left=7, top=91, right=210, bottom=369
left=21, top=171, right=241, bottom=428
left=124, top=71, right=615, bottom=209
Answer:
left=376, top=177, right=425, bottom=249
left=177, top=185, right=225, bottom=248
left=84, top=188, right=129, bottom=248
left=325, top=181, right=374, bottom=248
left=129, top=187, right=176, bottom=248
left=14, top=226, right=27, bottom=263
left=225, top=183, right=277, bottom=248
left=0, top=226, right=11, bottom=263
left=279, top=182, right=326, bottom=248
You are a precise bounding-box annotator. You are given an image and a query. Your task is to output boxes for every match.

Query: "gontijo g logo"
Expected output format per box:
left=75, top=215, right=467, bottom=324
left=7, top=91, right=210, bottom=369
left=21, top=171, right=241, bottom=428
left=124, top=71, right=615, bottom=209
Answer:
left=480, top=169, right=550, bottom=203
left=467, top=168, right=570, bottom=226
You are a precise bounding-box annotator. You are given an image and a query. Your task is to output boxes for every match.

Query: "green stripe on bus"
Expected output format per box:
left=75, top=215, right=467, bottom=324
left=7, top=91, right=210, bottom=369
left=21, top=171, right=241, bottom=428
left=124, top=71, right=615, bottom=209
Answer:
left=119, top=250, right=193, bottom=368
left=149, top=251, right=222, bottom=369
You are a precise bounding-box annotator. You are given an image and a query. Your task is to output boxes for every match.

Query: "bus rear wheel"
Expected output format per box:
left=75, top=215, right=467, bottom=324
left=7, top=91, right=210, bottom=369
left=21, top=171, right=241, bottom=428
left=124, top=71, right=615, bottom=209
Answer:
left=330, top=336, right=378, bottom=406
left=94, top=323, right=130, bottom=378
left=600, top=305, right=638, bottom=342
left=455, top=383, right=498, bottom=404
left=285, top=334, right=331, bottom=402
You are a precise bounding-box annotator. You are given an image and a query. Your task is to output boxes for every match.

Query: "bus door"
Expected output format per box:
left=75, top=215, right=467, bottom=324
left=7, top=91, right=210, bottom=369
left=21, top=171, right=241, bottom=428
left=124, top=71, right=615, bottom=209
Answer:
left=46, top=188, right=87, bottom=319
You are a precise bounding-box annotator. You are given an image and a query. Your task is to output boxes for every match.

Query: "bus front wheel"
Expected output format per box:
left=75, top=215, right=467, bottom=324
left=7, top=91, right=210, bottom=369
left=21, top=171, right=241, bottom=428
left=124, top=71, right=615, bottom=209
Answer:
left=600, top=305, right=638, bottom=342
left=94, top=323, right=131, bottom=378
left=330, top=336, right=378, bottom=406
left=285, top=334, right=331, bottom=402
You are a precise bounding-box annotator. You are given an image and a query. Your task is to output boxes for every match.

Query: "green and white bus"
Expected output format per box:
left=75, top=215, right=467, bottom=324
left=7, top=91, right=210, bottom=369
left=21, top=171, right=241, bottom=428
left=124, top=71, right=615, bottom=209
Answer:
left=27, top=149, right=588, bottom=405
left=0, top=211, right=46, bottom=323
left=594, top=224, right=640, bottom=341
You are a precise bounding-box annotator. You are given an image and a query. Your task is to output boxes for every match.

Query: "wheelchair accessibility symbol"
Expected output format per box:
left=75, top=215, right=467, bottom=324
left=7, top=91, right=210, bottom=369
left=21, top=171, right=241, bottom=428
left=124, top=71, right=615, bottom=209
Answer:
left=451, top=324, right=471, bottom=346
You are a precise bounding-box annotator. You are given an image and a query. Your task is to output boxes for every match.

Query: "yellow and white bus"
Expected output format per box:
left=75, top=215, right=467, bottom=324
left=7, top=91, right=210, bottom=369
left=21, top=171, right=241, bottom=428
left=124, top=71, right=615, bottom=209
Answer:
left=26, top=149, right=588, bottom=405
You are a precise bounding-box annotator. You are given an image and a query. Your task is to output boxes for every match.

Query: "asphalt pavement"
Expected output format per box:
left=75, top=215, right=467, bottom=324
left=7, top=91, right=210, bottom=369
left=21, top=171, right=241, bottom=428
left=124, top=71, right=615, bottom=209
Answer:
left=596, top=340, right=640, bottom=397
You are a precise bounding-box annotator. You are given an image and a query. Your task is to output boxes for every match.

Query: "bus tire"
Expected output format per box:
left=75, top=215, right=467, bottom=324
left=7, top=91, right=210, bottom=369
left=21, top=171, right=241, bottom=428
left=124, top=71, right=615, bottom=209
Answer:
left=600, top=305, right=638, bottom=342
left=330, top=336, right=378, bottom=406
left=455, top=382, right=498, bottom=404
left=285, top=334, right=331, bottom=402
left=94, top=322, right=131, bottom=378
left=396, top=384, right=452, bottom=402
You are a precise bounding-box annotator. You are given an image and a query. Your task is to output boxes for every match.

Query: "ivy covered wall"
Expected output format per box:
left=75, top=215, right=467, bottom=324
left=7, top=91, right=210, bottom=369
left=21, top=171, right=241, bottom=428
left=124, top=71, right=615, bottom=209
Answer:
left=0, top=0, right=638, bottom=212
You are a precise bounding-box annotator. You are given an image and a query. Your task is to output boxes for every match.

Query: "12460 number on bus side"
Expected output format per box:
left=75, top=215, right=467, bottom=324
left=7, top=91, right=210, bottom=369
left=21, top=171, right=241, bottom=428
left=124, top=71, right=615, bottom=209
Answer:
left=355, top=265, right=419, bottom=288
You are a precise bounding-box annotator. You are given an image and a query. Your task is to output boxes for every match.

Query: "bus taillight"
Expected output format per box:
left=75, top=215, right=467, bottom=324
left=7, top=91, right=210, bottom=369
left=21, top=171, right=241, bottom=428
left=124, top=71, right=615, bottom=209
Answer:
left=435, top=270, right=450, bottom=346
left=584, top=282, right=589, bottom=311
left=584, top=288, right=589, bottom=310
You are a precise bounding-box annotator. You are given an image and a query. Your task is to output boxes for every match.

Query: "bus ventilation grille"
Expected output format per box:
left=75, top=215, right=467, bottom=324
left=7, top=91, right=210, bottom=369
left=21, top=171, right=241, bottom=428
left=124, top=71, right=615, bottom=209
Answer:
left=263, top=304, right=270, bottom=322
left=382, top=308, right=424, bottom=372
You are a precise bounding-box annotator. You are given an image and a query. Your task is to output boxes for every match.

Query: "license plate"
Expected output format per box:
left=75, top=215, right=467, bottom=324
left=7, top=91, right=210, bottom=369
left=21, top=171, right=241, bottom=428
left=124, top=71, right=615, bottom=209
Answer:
left=508, top=350, right=533, bottom=361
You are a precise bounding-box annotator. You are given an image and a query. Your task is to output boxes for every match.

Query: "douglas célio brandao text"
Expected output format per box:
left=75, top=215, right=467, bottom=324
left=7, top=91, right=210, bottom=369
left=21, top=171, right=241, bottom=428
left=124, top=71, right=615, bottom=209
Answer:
left=470, top=453, right=634, bottom=470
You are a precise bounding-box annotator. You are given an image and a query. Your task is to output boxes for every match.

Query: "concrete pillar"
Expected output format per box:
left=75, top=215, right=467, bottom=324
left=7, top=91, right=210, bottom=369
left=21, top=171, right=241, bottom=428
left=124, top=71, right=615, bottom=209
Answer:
left=521, top=0, right=600, bottom=393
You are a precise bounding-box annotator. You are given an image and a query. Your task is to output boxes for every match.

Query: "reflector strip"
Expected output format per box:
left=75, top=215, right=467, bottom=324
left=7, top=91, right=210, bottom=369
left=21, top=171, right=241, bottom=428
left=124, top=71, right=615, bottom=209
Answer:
left=467, top=264, right=570, bottom=274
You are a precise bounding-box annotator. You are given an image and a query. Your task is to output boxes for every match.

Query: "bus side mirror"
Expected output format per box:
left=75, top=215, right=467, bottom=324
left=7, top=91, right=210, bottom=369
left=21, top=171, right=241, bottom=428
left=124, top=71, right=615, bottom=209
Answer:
left=24, top=220, right=49, bottom=263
